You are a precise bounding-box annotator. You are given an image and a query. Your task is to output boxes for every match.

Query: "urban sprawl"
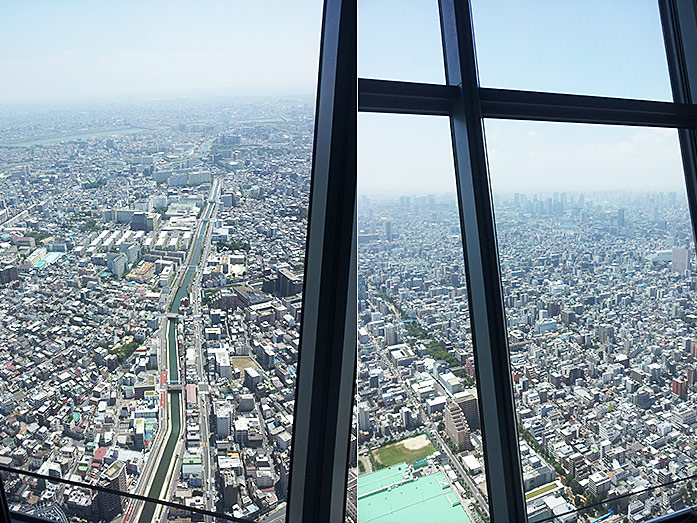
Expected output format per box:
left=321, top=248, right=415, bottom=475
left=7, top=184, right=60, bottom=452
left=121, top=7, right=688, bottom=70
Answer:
left=0, top=98, right=312, bottom=523
left=356, top=190, right=697, bottom=523
left=2, top=97, right=697, bottom=523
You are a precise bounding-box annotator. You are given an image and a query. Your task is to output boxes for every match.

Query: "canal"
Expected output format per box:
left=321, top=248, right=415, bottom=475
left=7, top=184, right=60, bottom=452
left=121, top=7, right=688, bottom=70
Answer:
left=138, top=183, right=217, bottom=522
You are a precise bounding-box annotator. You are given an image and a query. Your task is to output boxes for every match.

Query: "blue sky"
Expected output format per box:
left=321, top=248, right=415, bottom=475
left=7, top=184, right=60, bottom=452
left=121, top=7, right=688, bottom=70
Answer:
left=0, top=1, right=687, bottom=194
left=358, top=0, right=671, bottom=99
left=358, top=0, right=685, bottom=194
left=0, top=0, right=323, bottom=102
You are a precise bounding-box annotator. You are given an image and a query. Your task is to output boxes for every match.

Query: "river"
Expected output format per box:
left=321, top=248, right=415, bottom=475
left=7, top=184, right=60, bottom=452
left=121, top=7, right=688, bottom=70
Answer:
left=0, top=127, right=150, bottom=147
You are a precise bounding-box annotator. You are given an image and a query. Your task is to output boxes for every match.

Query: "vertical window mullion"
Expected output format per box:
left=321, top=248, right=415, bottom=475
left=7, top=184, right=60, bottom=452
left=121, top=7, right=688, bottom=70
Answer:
left=438, top=0, right=527, bottom=521
left=286, top=0, right=357, bottom=522
left=660, top=0, right=697, bottom=250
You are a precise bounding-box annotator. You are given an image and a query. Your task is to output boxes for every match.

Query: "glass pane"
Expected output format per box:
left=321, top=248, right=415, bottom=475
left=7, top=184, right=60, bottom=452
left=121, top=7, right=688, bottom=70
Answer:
left=0, top=2, right=321, bottom=522
left=356, top=113, right=488, bottom=522
left=485, top=119, right=695, bottom=521
left=2, top=468, right=241, bottom=522
left=358, top=0, right=446, bottom=84
left=569, top=491, right=697, bottom=523
left=471, top=0, right=673, bottom=101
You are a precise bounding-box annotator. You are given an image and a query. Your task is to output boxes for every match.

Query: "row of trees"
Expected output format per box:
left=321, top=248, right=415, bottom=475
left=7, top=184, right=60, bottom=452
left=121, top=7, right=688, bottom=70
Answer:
left=404, top=315, right=475, bottom=384
left=375, top=291, right=407, bottom=319
left=97, top=339, right=141, bottom=363
left=80, top=218, right=99, bottom=232
left=216, top=240, right=250, bottom=252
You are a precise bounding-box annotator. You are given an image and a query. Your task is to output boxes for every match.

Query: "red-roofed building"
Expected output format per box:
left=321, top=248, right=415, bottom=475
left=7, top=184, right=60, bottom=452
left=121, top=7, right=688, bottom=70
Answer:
left=186, top=384, right=197, bottom=408
left=93, top=446, right=108, bottom=466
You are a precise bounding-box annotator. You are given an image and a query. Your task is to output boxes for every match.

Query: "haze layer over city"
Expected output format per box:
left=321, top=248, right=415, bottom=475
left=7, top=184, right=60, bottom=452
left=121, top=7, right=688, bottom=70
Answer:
left=3, top=1, right=695, bottom=522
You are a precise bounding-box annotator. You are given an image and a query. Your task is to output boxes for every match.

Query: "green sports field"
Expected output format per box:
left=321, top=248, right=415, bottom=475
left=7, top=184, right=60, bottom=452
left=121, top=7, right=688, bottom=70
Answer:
left=371, top=435, right=435, bottom=468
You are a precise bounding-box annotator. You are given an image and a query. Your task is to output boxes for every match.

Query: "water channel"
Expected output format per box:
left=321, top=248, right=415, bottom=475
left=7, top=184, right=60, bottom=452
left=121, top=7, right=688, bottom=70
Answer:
left=138, top=185, right=216, bottom=523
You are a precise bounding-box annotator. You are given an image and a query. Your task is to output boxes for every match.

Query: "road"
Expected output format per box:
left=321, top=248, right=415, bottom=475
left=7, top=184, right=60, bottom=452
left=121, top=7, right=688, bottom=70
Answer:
left=188, top=182, right=219, bottom=520
left=431, top=421, right=489, bottom=517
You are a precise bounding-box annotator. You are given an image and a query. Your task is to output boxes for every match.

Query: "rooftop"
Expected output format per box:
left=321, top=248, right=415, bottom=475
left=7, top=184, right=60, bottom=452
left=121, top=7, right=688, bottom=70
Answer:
left=357, top=463, right=470, bottom=523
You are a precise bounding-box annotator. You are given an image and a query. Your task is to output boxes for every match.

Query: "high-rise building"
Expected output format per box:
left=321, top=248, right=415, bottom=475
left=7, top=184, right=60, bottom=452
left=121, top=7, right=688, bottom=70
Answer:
left=384, top=221, right=393, bottom=241
left=358, top=402, right=371, bottom=432
left=444, top=399, right=472, bottom=451
left=400, top=407, right=413, bottom=430
left=95, top=461, right=126, bottom=521
left=106, top=252, right=128, bottom=277
left=453, top=390, right=480, bottom=431
left=243, top=367, right=261, bottom=390
left=131, top=211, right=161, bottom=232
left=672, top=377, right=688, bottom=399
left=672, top=247, right=689, bottom=275
left=222, top=193, right=237, bottom=207
left=277, top=267, right=303, bottom=297
left=687, top=367, right=697, bottom=387
left=0, top=265, right=19, bottom=284
left=216, top=403, right=232, bottom=439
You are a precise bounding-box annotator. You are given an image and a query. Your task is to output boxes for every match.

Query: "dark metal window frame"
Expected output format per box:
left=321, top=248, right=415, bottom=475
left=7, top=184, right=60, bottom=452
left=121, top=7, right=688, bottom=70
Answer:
left=358, top=0, right=697, bottom=522
left=286, top=0, right=356, bottom=522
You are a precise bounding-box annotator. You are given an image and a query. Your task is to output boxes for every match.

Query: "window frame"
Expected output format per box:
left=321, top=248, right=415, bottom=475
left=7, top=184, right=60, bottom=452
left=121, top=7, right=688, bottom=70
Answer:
left=358, top=0, right=697, bottom=521
left=286, top=0, right=357, bottom=521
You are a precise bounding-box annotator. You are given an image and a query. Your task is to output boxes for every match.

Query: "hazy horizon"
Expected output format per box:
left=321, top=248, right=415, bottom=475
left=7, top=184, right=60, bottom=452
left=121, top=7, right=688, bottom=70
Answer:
left=0, top=92, right=318, bottom=109
left=4, top=1, right=689, bottom=194
left=1, top=1, right=323, bottom=104
left=358, top=189, right=690, bottom=199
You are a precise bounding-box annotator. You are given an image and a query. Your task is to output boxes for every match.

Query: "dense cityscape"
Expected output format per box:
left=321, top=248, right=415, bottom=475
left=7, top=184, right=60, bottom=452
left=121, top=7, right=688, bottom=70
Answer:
left=0, top=98, right=313, bottom=523
left=356, top=190, right=697, bottom=523
left=3, top=100, right=697, bottom=523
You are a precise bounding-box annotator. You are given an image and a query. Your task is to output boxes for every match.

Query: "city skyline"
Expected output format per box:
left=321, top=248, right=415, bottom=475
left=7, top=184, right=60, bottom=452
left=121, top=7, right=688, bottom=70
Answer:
left=3, top=2, right=697, bottom=522
left=357, top=185, right=697, bottom=520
